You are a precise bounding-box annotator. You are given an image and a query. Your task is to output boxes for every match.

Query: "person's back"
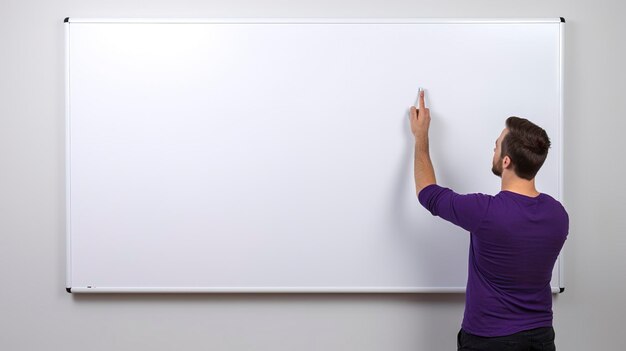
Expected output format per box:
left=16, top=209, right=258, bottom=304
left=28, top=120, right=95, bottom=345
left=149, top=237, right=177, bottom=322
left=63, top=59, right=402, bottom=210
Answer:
left=408, top=89, right=569, bottom=350
left=418, top=185, right=569, bottom=337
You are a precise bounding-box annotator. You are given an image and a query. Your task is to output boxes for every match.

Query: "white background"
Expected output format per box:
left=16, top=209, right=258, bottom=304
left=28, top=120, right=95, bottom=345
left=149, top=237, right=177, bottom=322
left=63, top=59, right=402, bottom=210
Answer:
left=0, top=0, right=624, bottom=350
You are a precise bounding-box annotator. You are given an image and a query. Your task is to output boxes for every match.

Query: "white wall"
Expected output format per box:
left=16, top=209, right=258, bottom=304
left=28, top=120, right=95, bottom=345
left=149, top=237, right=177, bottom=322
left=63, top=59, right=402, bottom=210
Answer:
left=0, top=0, right=624, bottom=350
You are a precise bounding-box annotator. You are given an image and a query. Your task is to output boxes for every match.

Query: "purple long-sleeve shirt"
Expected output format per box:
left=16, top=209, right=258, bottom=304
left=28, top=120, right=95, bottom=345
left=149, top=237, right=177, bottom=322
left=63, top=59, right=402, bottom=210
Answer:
left=418, top=184, right=569, bottom=337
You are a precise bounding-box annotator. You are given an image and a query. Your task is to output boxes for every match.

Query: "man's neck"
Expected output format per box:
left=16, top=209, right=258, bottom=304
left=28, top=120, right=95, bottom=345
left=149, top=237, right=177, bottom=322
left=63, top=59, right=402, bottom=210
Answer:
left=501, top=172, right=540, bottom=197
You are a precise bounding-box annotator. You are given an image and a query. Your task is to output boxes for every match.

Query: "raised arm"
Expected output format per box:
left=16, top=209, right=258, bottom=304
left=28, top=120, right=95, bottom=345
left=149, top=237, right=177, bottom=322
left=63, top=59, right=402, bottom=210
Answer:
left=409, top=89, right=437, bottom=196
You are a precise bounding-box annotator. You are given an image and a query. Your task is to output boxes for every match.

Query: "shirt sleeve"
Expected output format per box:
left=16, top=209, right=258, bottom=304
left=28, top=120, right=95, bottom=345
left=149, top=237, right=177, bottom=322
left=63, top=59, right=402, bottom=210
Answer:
left=417, top=183, right=491, bottom=233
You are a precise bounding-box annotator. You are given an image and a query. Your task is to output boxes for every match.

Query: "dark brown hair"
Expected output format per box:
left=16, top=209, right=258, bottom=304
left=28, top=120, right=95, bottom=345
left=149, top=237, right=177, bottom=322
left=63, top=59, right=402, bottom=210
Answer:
left=500, top=116, right=551, bottom=180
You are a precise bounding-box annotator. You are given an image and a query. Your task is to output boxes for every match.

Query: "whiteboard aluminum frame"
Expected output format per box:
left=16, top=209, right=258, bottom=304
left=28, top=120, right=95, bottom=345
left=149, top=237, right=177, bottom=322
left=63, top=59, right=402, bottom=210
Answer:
left=64, top=19, right=72, bottom=292
left=558, top=19, right=566, bottom=293
left=64, top=17, right=565, bottom=294
left=71, top=287, right=470, bottom=293
left=68, top=287, right=562, bottom=294
left=64, top=17, right=563, bottom=24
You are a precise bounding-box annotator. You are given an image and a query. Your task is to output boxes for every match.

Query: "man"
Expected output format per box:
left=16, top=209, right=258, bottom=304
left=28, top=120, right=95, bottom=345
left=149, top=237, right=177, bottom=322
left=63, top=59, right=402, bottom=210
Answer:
left=409, top=89, right=569, bottom=351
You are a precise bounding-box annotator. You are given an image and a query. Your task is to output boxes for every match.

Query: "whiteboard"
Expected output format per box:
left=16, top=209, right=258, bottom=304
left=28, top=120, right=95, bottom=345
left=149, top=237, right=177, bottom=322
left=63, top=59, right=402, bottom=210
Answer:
left=65, top=18, right=565, bottom=293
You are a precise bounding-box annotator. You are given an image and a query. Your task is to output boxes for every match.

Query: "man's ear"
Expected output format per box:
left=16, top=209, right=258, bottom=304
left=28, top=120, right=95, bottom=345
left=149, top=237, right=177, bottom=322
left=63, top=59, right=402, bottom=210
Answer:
left=502, top=155, right=512, bottom=169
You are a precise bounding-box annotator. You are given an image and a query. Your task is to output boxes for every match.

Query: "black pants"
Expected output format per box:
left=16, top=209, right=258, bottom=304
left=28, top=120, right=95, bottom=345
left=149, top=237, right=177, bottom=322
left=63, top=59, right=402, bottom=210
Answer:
left=457, top=326, right=556, bottom=351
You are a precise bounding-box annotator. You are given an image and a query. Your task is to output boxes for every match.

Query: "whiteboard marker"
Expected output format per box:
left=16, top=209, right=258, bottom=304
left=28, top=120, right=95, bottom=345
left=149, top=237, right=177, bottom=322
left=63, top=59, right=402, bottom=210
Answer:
left=416, top=87, right=423, bottom=106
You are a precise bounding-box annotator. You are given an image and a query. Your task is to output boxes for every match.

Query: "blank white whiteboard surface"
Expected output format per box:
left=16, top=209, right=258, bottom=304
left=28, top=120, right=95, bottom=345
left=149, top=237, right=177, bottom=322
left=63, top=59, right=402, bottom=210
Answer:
left=65, top=18, right=565, bottom=293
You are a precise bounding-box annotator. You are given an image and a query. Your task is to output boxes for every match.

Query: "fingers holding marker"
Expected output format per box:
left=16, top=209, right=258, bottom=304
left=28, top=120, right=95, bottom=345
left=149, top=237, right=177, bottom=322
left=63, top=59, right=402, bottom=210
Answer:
left=409, top=88, right=431, bottom=137
left=410, top=88, right=430, bottom=124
